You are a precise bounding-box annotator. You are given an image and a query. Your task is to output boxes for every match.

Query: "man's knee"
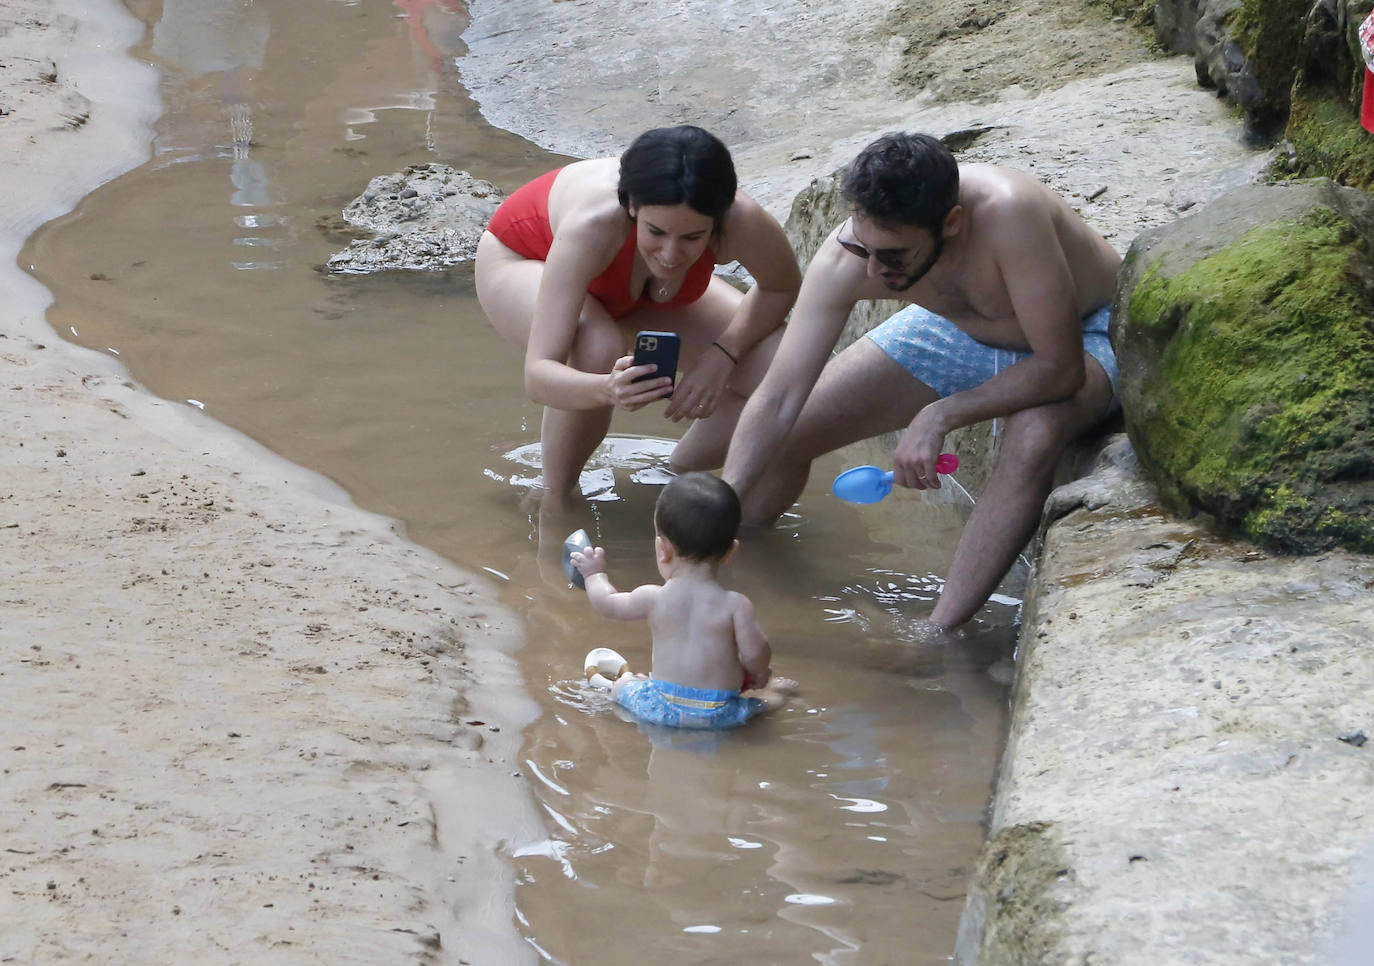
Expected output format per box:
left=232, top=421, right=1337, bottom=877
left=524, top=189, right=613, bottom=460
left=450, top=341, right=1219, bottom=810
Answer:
left=999, top=406, right=1075, bottom=466
left=775, top=421, right=834, bottom=470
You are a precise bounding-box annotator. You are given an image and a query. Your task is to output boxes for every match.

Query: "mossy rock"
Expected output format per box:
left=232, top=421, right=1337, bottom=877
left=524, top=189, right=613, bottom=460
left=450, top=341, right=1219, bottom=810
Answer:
left=1230, top=0, right=1308, bottom=108
left=1280, top=91, right=1374, bottom=192
left=1112, top=179, right=1374, bottom=553
left=956, top=822, right=1071, bottom=965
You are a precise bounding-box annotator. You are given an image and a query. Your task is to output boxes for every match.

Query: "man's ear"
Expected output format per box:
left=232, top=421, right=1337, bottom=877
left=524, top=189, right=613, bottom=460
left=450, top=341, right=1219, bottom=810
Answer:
left=719, top=539, right=740, bottom=566
left=942, top=204, right=965, bottom=239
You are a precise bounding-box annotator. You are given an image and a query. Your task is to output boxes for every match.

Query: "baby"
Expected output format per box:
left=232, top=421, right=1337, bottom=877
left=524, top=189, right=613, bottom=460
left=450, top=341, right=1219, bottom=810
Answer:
left=571, top=472, right=797, bottom=730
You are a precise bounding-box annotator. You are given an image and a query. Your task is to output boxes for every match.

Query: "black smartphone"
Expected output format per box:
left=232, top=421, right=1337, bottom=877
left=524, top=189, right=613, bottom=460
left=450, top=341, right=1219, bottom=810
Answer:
left=631, top=330, right=680, bottom=387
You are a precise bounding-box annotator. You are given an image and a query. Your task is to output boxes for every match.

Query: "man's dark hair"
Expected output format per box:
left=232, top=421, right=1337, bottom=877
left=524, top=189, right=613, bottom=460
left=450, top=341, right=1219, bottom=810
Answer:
left=653, top=472, right=741, bottom=562
left=618, top=125, right=738, bottom=239
left=841, top=132, right=959, bottom=234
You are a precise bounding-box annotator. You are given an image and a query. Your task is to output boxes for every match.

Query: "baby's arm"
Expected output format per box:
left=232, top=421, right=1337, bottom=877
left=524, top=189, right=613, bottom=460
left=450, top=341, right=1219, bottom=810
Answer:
left=572, top=547, right=660, bottom=621
left=731, top=592, right=772, bottom=691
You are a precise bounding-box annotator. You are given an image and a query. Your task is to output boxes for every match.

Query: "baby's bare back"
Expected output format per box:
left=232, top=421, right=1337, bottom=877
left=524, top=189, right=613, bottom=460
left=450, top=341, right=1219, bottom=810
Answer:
left=647, top=577, right=747, bottom=692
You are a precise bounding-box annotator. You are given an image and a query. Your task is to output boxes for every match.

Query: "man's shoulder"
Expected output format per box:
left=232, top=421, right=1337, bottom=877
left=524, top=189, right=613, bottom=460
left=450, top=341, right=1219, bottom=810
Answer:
left=965, top=165, right=1055, bottom=212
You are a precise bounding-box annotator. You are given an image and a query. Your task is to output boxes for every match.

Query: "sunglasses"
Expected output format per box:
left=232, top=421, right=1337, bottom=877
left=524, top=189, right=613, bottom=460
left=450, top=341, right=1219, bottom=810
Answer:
left=836, top=220, right=912, bottom=271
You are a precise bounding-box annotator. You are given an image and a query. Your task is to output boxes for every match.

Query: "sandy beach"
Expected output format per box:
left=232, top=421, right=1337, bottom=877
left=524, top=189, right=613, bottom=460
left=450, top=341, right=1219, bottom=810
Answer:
left=1, top=2, right=542, bottom=961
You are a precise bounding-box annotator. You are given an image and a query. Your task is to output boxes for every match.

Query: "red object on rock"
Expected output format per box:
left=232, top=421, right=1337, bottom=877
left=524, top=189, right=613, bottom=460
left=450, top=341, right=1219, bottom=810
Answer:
left=1361, top=13, right=1374, bottom=133
left=1363, top=71, right=1373, bottom=133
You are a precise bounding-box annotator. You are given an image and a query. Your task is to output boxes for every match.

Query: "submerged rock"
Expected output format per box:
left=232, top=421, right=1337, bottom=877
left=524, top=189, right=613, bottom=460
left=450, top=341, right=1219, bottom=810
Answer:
left=1112, top=178, right=1374, bottom=554
left=326, top=164, right=504, bottom=274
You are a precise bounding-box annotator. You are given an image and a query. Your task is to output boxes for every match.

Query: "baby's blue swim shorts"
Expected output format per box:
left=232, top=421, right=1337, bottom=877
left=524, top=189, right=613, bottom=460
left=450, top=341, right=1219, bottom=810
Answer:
left=616, top=678, right=765, bottom=730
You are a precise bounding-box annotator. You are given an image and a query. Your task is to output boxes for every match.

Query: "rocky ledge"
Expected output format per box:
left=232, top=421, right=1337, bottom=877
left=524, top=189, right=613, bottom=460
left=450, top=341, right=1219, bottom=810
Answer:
left=956, top=436, right=1374, bottom=964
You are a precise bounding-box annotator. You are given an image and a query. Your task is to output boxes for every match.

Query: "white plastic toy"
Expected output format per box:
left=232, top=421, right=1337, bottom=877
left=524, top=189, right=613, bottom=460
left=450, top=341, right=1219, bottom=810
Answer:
left=584, top=647, right=630, bottom=690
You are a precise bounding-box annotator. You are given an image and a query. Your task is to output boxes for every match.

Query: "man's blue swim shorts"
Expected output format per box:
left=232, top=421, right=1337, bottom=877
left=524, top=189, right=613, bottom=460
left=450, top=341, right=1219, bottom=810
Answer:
left=866, top=303, right=1119, bottom=401
left=615, top=678, right=766, bottom=730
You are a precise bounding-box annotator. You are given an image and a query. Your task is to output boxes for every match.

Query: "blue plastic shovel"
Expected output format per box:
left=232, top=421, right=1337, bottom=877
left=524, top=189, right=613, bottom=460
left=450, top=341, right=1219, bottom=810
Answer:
left=832, top=454, right=959, bottom=504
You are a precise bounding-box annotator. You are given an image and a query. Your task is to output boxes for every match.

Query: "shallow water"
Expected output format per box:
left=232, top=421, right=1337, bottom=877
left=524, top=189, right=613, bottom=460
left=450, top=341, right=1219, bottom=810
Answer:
left=27, top=1, right=1020, bottom=960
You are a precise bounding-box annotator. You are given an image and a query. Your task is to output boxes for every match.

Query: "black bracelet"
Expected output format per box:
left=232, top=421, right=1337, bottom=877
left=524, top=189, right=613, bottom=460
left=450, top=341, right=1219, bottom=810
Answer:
left=711, top=341, right=738, bottom=365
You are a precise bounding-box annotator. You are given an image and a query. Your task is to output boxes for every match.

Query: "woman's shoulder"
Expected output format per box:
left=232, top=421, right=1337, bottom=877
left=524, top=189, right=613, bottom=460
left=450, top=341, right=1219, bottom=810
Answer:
left=548, top=158, right=624, bottom=231
left=715, top=191, right=801, bottom=285
left=717, top=191, right=781, bottom=248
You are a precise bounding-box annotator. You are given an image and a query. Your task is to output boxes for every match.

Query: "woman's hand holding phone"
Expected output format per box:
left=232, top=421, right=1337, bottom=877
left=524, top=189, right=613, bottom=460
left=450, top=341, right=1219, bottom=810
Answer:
left=607, top=355, right=673, bottom=411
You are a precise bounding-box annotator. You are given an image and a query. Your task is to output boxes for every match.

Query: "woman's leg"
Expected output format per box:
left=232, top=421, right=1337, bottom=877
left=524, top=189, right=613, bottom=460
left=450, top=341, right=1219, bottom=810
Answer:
left=475, top=231, right=623, bottom=507
left=626, top=277, right=780, bottom=471
left=670, top=322, right=780, bottom=470
left=537, top=321, right=621, bottom=504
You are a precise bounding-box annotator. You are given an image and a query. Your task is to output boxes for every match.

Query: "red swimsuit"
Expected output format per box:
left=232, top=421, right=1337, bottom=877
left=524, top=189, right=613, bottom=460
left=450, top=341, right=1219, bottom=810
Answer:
left=486, top=167, right=717, bottom=319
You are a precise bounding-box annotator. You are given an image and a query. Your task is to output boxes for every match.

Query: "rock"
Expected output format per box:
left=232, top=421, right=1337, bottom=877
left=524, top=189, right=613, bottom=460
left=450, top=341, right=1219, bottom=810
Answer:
left=1161, top=0, right=1311, bottom=145
left=1155, top=0, right=1203, bottom=54
left=958, top=439, right=1374, bottom=965
left=325, top=164, right=504, bottom=274
left=1112, top=178, right=1374, bottom=554
left=1195, top=0, right=1277, bottom=142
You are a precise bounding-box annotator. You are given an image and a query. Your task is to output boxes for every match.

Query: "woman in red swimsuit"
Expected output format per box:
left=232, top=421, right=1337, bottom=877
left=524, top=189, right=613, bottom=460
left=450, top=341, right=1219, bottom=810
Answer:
left=475, top=126, right=801, bottom=508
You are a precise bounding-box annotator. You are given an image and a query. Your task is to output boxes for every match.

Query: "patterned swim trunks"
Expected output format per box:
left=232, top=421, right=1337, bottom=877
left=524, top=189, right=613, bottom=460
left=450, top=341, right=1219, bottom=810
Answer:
left=615, top=678, right=766, bottom=730
left=866, top=303, right=1119, bottom=402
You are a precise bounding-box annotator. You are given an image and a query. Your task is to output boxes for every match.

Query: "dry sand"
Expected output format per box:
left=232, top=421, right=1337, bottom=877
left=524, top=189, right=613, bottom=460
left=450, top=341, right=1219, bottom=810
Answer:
left=1, top=2, right=542, bottom=962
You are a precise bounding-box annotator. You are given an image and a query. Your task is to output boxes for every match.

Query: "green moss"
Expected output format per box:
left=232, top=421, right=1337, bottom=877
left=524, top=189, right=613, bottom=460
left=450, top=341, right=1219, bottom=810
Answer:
left=973, top=822, right=1070, bottom=965
left=1230, top=0, right=1308, bottom=104
left=1279, top=94, right=1374, bottom=192
left=1127, top=209, right=1374, bottom=552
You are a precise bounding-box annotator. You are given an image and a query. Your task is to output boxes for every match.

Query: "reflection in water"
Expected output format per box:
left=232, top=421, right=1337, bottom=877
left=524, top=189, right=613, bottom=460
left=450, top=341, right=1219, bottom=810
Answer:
left=499, top=434, right=679, bottom=501
left=152, top=0, right=277, bottom=262
left=28, top=1, right=1015, bottom=960
left=393, top=0, right=470, bottom=74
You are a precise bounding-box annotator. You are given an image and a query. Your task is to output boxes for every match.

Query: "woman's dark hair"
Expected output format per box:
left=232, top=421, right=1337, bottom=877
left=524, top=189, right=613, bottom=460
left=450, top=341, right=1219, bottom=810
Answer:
left=618, top=126, right=738, bottom=237
left=654, top=472, right=741, bottom=562
left=841, top=132, right=959, bottom=234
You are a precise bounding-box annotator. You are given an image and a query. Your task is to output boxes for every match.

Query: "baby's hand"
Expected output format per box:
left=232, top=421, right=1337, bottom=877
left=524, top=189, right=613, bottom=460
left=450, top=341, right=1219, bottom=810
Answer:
left=570, top=546, right=608, bottom=578
left=741, top=666, right=769, bottom=692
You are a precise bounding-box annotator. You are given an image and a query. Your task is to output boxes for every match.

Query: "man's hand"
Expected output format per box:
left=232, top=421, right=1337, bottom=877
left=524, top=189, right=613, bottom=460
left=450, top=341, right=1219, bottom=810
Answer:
left=893, top=402, right=950, bottom=490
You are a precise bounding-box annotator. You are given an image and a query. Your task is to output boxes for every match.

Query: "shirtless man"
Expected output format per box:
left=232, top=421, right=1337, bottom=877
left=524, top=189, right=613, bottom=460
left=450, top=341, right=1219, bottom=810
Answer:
left=722, top=132, right=1122, bottom=629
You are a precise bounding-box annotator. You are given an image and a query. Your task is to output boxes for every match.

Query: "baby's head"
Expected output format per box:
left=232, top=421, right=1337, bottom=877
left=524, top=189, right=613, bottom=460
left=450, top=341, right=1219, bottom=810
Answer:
left=653, top=472, right=741, bottom=563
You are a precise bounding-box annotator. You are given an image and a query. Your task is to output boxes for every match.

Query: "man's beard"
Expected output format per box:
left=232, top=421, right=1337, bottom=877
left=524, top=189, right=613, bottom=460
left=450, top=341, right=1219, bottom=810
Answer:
left=886, top=233, right=945, bottom=292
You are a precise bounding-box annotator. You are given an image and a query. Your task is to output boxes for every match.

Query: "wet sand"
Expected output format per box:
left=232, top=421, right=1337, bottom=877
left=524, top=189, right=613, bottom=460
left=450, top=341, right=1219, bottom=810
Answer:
left=0, top=2, right=541, bottom=961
